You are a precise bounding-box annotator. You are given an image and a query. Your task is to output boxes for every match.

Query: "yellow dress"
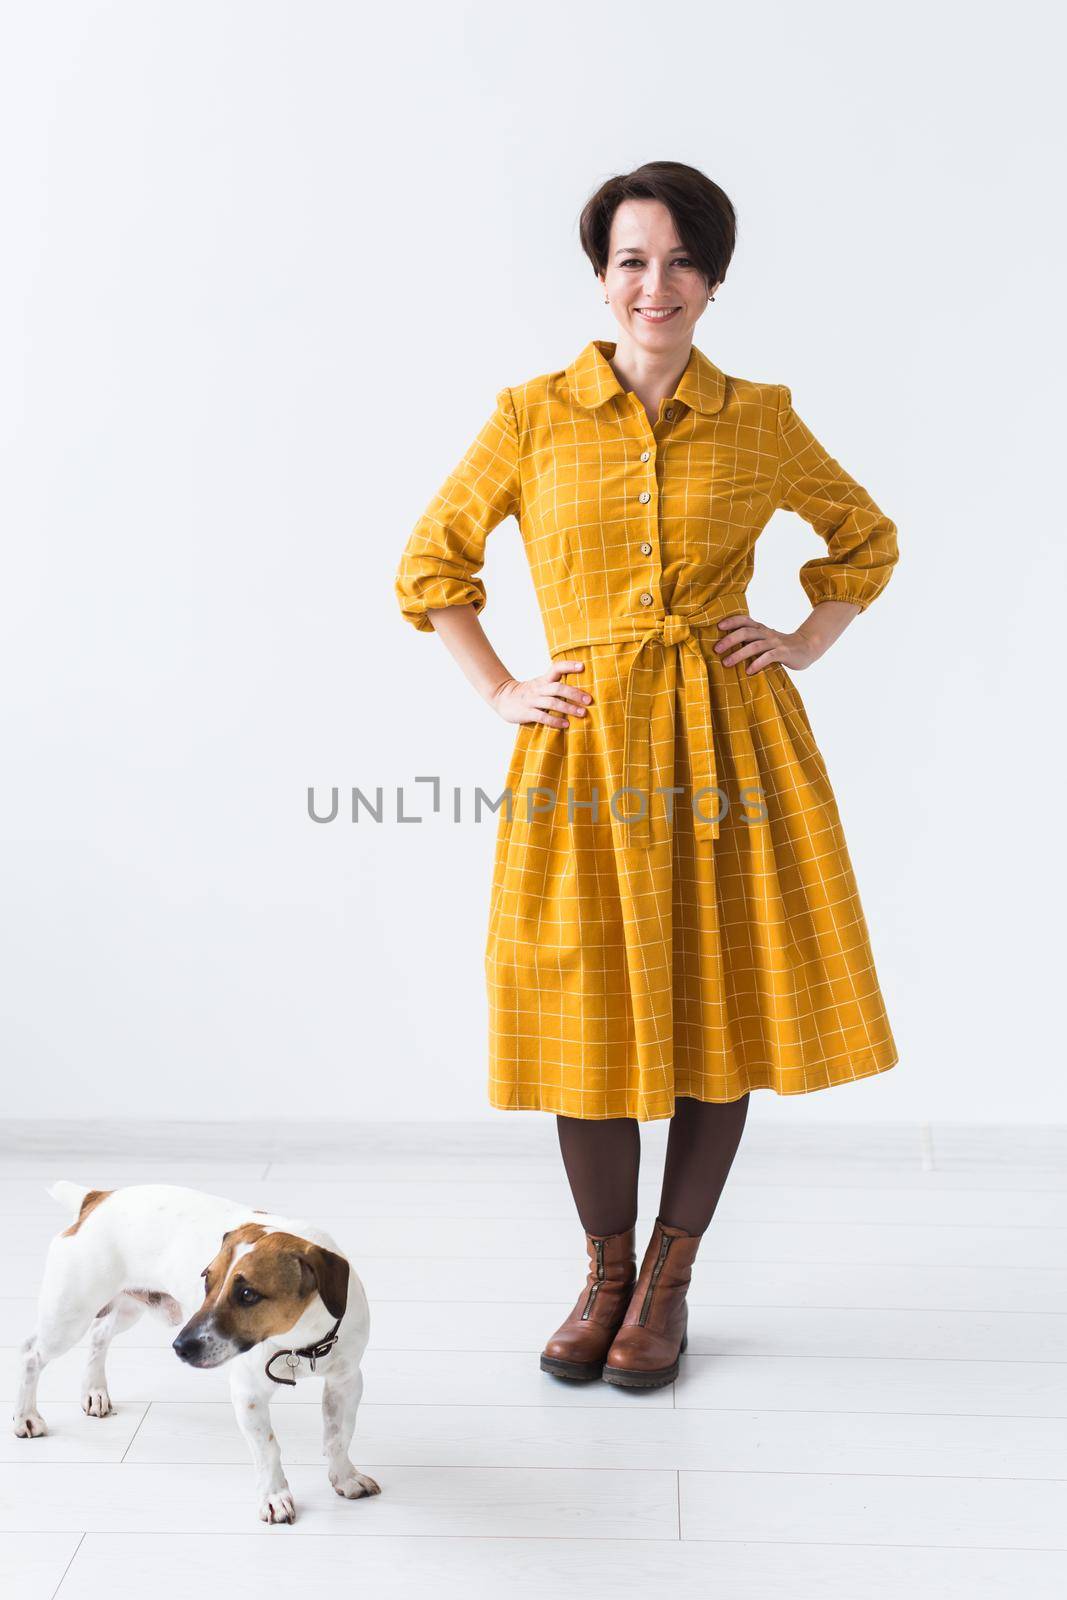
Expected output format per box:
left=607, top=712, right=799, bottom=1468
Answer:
left=395, top=338, right=900, bottom=1120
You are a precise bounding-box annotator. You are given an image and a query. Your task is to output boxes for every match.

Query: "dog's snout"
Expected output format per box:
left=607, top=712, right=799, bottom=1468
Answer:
left=172, top=1330, right=207, bottom=1364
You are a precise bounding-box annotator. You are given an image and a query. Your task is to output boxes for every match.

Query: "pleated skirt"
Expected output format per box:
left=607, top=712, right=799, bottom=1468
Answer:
left=484, top=626, right=899, bottom=1121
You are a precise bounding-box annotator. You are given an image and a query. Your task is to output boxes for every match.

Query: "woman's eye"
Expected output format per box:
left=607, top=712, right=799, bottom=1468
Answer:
left=620, top=258, right=694, bottom=269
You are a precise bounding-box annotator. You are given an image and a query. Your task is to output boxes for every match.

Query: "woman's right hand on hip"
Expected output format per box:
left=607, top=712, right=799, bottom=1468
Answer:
left=490, top=662, right=593, bottom=729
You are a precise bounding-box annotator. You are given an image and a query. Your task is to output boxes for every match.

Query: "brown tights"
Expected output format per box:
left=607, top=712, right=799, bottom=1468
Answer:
left=555, top=1093, right=750, bottom=1238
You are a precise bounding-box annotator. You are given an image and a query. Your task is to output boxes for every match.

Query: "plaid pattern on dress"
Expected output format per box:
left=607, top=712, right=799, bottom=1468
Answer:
left=396, top=339, right=900, bottom=1119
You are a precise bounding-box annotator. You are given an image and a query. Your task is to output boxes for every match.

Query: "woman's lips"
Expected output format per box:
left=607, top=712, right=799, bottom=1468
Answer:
left=634, top=307, right=682, bottom=323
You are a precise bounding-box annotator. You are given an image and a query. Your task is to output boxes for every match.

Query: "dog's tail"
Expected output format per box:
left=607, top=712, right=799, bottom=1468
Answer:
left=46, top=1180, right=92, bottom=1217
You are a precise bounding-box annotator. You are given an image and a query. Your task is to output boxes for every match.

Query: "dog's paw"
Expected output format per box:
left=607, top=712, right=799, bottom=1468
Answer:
left=13, top=1410, right=48, bottom=1439
left=82, top=1389, right=113, bottom=1419
left=259, top=1488, right=296, bottom=1524
left=331, top=1467, right=381, bottom=1499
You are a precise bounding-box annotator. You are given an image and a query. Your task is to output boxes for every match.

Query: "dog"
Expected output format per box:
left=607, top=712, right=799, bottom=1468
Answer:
left=13, top=1180, right=381, bottom=1524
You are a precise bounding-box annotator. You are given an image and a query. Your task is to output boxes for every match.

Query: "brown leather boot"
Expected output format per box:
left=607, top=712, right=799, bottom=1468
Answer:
left=601, top=1216, right=701, bottom=1389
left=540, top=1225, right=637, bottom=1381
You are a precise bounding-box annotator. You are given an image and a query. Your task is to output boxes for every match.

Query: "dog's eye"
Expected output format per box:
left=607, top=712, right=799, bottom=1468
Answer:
left=235, top=1286, right=262, bottom=1306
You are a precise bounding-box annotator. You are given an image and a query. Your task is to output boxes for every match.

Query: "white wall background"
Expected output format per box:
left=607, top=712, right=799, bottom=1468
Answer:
left=1, top=0, right=1061, bottom=1122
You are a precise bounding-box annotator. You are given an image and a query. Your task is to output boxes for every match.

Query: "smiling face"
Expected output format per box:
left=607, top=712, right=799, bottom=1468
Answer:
left=172, top=1224, right=349, bottom=1369
left=598, top=197, right=720, bottom=355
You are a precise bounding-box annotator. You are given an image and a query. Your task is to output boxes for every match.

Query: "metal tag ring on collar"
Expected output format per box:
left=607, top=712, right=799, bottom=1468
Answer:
left=263, top=1315, right=344, bottom=1386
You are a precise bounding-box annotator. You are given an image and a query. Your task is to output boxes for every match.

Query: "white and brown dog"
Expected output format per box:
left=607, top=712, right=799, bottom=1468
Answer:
left=13, top=1180, right=381, bottom=1524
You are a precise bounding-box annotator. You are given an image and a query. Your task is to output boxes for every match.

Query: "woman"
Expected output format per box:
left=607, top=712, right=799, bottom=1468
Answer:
left=394, top=161, right=899, bottom=1391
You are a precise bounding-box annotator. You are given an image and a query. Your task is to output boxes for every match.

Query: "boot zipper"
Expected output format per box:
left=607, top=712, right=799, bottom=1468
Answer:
left=580, top=1237, right=605, bottom=1320
left=638, top=1232, right=673, bottom=1325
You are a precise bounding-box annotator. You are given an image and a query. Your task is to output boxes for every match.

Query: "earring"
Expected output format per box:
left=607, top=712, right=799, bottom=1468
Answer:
left=604, top=295, right=609, bottom=304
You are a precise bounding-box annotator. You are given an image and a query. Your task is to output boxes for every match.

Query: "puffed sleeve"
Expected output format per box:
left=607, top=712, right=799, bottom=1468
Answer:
left=775, top=384, right=898, bottom=612
left=394, top=386, right=521, bottom=632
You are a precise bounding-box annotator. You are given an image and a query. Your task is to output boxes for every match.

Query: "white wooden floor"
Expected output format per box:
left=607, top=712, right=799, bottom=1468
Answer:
left=1, top=1118, right=1065, bottom=1599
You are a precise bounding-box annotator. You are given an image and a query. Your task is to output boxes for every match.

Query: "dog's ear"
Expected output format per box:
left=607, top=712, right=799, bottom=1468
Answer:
left=296, top=1247, right=349, bottom=1319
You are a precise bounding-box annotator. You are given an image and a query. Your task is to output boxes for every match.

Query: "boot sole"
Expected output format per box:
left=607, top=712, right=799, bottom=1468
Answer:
left=539, top=1353, right=604, bottom=1382
left=600, top=1328, right=688, bottom=1389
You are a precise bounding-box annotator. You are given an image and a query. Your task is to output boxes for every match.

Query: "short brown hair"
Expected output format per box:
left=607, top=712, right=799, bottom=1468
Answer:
left=578, top=161, right=737, bottom=291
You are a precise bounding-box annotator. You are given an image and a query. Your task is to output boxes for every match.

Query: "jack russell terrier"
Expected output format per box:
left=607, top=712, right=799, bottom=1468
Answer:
left=13, top=1180, right=381, bottom=1524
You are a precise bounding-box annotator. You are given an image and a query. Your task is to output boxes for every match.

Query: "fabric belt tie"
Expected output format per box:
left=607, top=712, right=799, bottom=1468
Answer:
left=619, top=612, right=720, bottom=847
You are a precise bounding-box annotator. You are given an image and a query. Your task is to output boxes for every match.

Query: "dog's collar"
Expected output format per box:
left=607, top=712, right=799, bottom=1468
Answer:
left=264, top=1314, right=344, bottom=1386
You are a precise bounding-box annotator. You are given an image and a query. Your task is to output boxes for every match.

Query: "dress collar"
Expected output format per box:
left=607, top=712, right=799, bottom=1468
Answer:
left=563, top=338, right=727, bottom=415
